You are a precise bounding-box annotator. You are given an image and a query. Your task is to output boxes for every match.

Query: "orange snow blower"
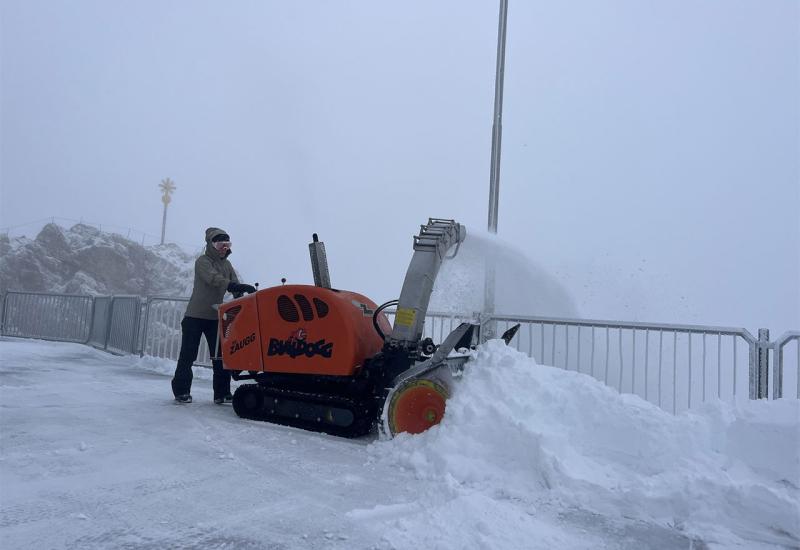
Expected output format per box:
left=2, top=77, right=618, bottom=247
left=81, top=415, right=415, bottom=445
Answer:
left=218, top=219, right=519, bottom=438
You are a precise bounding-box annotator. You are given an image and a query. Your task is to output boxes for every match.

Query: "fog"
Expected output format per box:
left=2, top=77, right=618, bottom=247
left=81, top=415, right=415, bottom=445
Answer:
left=1, top=1, right=798, bottom=333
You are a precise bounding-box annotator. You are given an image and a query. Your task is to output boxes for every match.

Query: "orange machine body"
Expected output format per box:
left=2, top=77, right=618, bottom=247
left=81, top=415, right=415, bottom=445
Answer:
left=219, top=285, right=391, bottom=377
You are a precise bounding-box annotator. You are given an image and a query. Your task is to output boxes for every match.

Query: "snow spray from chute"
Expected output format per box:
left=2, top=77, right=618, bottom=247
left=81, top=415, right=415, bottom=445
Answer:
left=429, top=229, right=578, bottom=319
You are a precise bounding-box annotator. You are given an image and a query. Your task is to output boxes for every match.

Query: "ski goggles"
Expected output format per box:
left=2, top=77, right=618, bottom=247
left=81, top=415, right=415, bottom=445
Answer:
left=212, top=240, right=231, bottom=251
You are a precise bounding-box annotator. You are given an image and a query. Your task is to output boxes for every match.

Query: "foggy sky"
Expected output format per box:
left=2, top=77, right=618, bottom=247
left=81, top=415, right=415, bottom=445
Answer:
left=1, top=1, right=798, bottom=333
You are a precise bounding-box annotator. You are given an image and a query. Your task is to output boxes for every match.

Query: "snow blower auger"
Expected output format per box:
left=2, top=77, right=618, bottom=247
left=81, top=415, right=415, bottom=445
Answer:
left=218, top=219, right=520, bottom=438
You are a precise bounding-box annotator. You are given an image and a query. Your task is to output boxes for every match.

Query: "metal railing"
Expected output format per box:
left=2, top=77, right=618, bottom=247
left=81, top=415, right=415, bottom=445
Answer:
left=0, top=291, right=94, bottom=343
left=140, top=297, right=210, bottom=365
left=383, top=309, right=479, bottom=345
left=487, top=314, right=758, bottom=413
left=1, top=291, right=142, bottom=355
left=1, top=291, right=798, bottom=413
left=773, top=331, right=800, bottom=399
left=106, top=296, right=144, bottom=355
left=88, top=296, right=113, bottom=348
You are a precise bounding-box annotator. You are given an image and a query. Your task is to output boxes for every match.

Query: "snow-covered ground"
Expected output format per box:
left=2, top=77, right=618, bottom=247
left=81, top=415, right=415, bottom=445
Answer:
left=1, top=337, right=797, bottom=549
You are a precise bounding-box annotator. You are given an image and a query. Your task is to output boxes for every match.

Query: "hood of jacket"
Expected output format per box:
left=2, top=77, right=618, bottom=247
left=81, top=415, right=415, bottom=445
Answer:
left=204, top=227, right=232, bottom=260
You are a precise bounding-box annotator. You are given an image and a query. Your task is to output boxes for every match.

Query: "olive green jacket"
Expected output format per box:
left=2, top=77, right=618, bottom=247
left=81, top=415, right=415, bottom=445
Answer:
left=184, top=227, right=239, bottom=320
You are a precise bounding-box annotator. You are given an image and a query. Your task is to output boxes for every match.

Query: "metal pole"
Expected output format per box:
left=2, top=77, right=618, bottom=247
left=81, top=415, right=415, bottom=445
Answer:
left=749, top=328, right=770, bottom=399
left=488, top=0, right=508, bottom=235
left=160, top=203, right=167, bottom=245
left=774, top=339, right=783, bottom=399
left=482, top=0, right=508, bottom=341
left=0, top=291, right=7, bottom=336
left=756, top=328, right=770, bottom=399
left=159, top=178, right=176, bottom=245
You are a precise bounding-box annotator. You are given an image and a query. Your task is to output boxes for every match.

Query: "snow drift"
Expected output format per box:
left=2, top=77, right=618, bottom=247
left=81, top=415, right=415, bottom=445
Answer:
left=367, top=340, right=799, bottom=549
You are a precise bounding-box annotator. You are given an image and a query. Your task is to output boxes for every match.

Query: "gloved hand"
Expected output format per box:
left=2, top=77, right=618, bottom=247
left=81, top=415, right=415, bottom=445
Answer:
left=227, top=282, right=257, bottom=295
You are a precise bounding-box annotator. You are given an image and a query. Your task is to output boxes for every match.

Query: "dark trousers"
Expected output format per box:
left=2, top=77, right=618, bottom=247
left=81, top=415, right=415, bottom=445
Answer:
left=171, top=316, right=231, bottom=400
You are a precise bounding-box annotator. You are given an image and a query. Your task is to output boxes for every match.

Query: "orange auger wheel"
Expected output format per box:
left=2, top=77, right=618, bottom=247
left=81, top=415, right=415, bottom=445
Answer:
left=386, top=379, right=449, bottom=436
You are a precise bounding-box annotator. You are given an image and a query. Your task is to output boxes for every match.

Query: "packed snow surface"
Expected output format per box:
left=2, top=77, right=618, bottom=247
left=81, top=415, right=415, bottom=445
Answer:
left=1, top=338, right=797, bottom=549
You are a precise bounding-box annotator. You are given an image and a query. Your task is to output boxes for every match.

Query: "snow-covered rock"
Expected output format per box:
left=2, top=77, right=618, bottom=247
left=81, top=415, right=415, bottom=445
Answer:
left=0, top=223, right=195, bottom=296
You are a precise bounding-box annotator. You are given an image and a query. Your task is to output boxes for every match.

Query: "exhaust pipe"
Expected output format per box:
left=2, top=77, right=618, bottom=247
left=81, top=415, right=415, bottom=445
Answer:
left=308, top=233, right=331, bottom=288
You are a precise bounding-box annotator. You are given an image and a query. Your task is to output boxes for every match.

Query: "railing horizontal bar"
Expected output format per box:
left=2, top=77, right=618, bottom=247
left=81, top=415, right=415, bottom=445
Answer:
left=487, top=313, right=756, bottom=342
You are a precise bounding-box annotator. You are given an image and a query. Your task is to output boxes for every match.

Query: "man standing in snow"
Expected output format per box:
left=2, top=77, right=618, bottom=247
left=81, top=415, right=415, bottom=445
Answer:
left=171, top=227, right=256, bottom=404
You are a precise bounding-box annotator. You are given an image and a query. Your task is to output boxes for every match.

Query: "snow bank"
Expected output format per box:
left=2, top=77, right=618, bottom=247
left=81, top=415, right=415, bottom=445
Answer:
left=368, top=340, right=800, bottom=549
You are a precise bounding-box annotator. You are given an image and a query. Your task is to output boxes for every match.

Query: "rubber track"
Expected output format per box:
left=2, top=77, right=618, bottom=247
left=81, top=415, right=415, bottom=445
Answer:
left=232, top=384, right=376, bottom=438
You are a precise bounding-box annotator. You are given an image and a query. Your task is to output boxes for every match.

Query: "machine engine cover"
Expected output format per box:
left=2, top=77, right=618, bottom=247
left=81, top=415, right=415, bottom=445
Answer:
left=219, top=285, right=391, bottom=377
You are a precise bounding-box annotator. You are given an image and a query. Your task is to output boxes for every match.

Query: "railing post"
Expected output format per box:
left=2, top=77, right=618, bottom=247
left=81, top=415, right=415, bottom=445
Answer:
left=773, top=337, right=783, bottom=399
left=471, top=312, right=480, bottom=344
left=103, top=297, right=115, bottom=351
left=0, top=291, right=6, bottom=336
left=751, top=328, right=770, bottom=399
left=139, top=298, right=151, bottom=357
left=84, top=296, right=97, bottom=344
left=476, top=312, right=495, bottom=344
left=130, top=298, right=142, bottom=355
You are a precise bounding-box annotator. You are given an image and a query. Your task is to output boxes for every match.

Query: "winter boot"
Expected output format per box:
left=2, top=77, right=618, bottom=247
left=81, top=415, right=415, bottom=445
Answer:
left=175, top=394, right=193, bottom=404
left=214, top=394, right=233, bottom=405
